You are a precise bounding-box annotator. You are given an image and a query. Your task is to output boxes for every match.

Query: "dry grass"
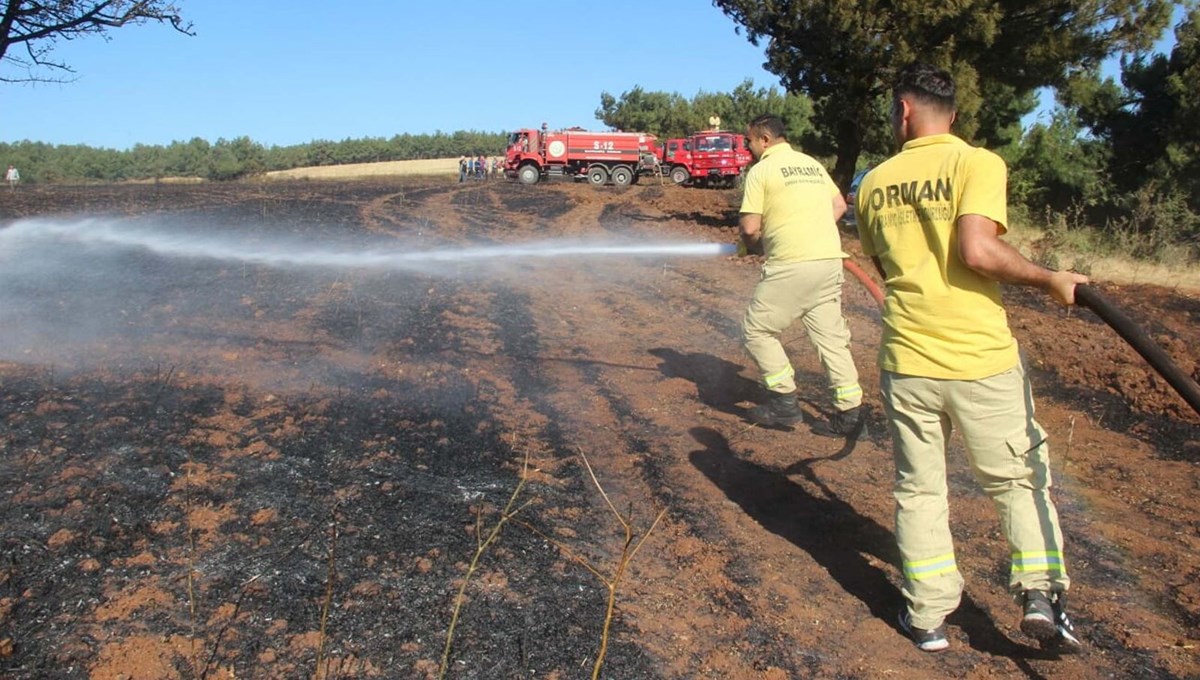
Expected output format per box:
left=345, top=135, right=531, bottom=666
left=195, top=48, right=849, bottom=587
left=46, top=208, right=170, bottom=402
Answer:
left=264, top=157, right=461, bottom=181
left=1007, top=223, right=1200, bottom=293
left=1066, top=256, right=1200, bottom=292
left=439, top=452, right=533, bottom=679
left=515, top=449, right=666, bottom=680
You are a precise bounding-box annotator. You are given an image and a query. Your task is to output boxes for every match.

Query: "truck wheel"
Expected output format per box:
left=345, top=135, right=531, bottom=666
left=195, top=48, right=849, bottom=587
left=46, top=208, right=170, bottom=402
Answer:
left=610, top=165, right=634, bottom=187
left=587, top=166, right=609, bottom=186
left=517, top=165, right=540, bottom=185
left=670, top=166, right=690, bottom=185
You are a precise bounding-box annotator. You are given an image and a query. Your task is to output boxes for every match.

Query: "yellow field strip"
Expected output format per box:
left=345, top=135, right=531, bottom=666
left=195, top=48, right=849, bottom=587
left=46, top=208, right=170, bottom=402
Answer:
left=264, top=157, right=463, bottom=180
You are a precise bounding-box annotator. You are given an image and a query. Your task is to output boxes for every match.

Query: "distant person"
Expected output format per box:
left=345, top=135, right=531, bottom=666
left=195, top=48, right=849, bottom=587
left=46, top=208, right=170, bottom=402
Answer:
left=476, top=155, right=486, bottom=180
left=5, top=165, right=19, bottom=189
left=855, top=62, right=1087, bottom=654
left=737, top=113, right=864, bottom=437
left=458, top=156, right=468, bottom=183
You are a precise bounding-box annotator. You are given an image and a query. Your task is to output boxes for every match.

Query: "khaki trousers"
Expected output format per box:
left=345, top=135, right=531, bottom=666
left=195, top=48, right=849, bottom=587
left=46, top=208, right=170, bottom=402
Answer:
left=881, top=362, right=1070, bottom=629
left=742, top=258, right=862, bottom=410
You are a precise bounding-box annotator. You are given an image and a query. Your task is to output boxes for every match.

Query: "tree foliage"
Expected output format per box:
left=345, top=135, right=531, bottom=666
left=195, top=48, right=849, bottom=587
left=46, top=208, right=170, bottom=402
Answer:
left=1008, top=110, right=1110, bottom=214
left=0, top=131, right=510, bottom=183
left=712, top=0, right=1173, bottom=188
left=0, top=1, right=194, bottom=82
left=595, top=79, right=814, bottom=142
left=1045, top=5, right=1200, bottom=253
left=1066, top=6, right=1200, bottom=196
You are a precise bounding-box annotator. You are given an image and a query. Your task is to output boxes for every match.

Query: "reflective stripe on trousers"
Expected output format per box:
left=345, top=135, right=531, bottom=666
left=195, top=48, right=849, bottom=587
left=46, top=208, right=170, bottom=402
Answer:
left=882, top=362, right=1069, bottom=629
left=742, top=258, right=861, bottom=408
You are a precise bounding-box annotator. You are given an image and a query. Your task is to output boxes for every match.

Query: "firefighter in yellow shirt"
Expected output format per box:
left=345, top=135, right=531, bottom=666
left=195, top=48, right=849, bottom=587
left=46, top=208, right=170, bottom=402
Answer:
left=738, top=113, right=863, bottom=437
left=855, top=62, right=1088, bottom=654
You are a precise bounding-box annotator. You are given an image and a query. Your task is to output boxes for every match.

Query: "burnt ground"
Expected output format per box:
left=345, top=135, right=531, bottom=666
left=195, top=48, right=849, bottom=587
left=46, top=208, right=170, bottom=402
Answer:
left=0, top=178, right=1197, bottom=679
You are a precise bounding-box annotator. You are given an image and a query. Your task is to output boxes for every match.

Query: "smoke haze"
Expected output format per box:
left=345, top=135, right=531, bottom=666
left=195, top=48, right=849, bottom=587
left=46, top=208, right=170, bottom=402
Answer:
left=0, top=216, right=730, bottom=379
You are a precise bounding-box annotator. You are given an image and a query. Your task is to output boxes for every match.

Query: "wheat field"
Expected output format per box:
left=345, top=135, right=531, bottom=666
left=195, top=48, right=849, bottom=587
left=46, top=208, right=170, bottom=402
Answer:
left=263, top=157, right=467, bottom=180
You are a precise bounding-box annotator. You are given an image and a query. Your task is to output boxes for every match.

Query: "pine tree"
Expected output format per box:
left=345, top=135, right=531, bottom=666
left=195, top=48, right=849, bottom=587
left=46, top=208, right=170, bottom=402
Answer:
left=712, top=0, right=1173, bottom=188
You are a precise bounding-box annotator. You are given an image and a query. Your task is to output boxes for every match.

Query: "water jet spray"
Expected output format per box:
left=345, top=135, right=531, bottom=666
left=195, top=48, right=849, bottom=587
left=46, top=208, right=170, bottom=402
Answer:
left=1, top=217, right=737, bottom=271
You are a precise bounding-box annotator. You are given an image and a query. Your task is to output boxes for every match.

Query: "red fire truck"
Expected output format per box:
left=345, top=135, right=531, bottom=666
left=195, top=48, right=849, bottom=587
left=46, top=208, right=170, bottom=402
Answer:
left=505, top=126, right=659, bottom=186
left=659, top=130, right=753, bottom=188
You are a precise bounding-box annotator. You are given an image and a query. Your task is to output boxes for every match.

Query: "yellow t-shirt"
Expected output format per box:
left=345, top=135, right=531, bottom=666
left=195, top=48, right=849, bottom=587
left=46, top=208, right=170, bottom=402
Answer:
left=855, top=133, right=1018, bottom=380
left=739, top=143, right=846, bottom=263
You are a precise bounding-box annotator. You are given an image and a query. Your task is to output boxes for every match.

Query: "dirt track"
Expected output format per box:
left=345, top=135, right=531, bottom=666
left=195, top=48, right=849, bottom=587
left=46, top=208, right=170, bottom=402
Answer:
left=0, top=178, right=1197, bottom=679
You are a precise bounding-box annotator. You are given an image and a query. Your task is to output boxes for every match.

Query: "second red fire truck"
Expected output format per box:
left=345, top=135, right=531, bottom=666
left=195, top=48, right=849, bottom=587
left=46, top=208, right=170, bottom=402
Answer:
left=659, top=130, right=753, bottom=188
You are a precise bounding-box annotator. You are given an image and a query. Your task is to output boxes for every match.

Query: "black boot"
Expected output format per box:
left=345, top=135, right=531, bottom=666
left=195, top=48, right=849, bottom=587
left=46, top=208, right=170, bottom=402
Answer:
left=811, top=405, right=865, bottom=438
left=749, top=391, right=804, bottom=427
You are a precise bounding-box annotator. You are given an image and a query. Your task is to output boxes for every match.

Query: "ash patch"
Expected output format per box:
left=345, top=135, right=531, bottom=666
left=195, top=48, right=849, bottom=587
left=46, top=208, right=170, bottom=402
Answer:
left=494, top=185, right=576, bottom=221
left=598, top=201, right=658, bottom=226
left=0, top=366, right=658, bottom=677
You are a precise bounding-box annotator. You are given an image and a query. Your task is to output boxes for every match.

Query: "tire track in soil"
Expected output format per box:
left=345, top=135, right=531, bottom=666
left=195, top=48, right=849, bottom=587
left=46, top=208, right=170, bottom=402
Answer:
left=469, top=284, right=665, bottom=678
left=358, top=182, right=453, bottom=236
left=402, top=181, right=799, bottom=677
left=498, top=185, right=912, bottom=677
left=582, top=198, right=896, bottom=675
left=530, top=262, right=851, bottom=678
left=443, top=185, right=815, bottom=676
left=361, top=182, right=664, bottom=678
left=565, top=348, right=814, bottom=677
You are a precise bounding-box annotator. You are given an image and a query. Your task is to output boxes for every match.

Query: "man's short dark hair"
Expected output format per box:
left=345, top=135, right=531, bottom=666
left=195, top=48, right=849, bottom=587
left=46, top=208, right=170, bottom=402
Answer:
left=748, top=113, right=787, bottom=140
left=893, top=62, right=956, bottom=112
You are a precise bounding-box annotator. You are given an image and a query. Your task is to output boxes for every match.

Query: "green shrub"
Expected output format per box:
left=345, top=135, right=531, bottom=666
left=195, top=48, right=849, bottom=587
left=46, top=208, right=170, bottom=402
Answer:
left=1106, top=185, right=1200, bottom=264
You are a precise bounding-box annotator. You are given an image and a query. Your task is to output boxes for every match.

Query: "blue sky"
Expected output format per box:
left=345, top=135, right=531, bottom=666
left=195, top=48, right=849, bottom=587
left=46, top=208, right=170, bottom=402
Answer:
left=2, top=2, right=1184, bottom=151
left=1, top=1, right=776, bottom=150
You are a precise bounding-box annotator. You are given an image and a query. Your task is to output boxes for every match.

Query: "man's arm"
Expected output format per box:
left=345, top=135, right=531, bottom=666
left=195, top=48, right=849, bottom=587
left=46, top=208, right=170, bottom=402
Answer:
left=739, top=212, right=764, bottom=255
left=957, top=214, right=1088, bottom=305
left=832, top=192, right=847, bottom=223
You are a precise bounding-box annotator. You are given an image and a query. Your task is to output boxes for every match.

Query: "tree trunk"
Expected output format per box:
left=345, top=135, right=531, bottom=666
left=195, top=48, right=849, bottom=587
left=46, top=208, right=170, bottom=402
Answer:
left=832, top=117, right=862, bottom=192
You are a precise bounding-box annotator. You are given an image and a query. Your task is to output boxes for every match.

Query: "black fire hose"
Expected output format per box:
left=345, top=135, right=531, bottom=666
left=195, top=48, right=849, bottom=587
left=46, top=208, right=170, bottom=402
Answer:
left=840, top=265, right=1200, bottom=417
left=1074, top=284, right=1200, bottom=418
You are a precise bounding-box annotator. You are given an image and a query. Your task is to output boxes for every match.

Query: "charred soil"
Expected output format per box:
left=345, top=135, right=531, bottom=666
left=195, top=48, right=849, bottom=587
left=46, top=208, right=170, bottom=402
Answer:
left=0, top=179, right=1197, bottom=679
